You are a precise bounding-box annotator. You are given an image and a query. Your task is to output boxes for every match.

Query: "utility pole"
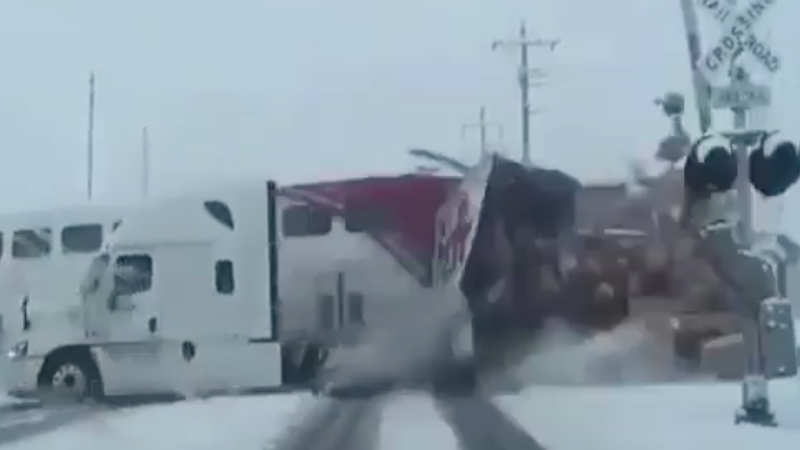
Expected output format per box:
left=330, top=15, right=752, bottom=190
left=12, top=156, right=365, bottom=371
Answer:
left=141, top=126, right=150, bottom=198
left=86, top=72, right=96, bottom=201
left=492, top=21, right=558, bottom=166
left=460, top=106, right=504, bottom=156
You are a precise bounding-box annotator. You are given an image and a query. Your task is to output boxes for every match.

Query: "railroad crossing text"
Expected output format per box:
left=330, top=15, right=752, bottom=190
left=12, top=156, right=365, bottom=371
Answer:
left=701, top=0, right=779, bottom=74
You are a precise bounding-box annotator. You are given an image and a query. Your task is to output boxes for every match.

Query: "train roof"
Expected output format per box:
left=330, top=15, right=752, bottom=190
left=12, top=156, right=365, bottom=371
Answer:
left=290, top=173, right=460, bottom=189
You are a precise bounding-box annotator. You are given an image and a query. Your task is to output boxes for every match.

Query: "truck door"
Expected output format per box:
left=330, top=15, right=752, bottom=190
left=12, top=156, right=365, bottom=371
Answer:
left=155, top=244, right=243, bottom=393
left=107, top=253, right=158, bottom=340
left=81, top=253, right=154, bottom=342
left=83, top=252, right=164, bottom=393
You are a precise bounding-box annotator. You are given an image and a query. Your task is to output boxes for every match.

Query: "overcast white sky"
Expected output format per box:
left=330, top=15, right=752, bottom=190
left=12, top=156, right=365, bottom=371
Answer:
left=0, top=0, right=797, bottom=234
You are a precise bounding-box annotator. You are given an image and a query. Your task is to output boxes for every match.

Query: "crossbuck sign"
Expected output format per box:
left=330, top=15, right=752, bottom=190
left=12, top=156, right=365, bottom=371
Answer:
left=696, top=0, right=781, bottom=80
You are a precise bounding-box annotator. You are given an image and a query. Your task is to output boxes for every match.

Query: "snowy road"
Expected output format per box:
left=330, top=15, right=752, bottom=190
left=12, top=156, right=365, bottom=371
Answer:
left=1, top=380, right=800, bottom=449
left=267, top=397, right=382, bottom=450
left=0, top=403, right=99, bottom=447
left=436, top=395, right=547, bottom=450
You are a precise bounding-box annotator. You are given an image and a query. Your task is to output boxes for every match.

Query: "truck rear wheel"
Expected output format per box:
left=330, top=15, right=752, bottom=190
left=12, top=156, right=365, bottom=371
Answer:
left=39, top=349, right=103, bottom=403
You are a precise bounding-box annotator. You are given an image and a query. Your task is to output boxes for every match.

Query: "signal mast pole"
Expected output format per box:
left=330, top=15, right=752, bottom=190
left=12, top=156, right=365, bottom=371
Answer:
left=492, top=22, right=558, bottom=166
left=461, top=106, right=504, bottom=156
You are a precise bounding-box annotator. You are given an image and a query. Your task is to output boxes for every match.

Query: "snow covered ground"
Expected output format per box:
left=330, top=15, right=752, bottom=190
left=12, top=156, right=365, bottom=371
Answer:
left=379, top=393, right=460, bottom=450
left=3, top=318, right=800, bottom=450
left=0, top=396, right=18, bottom=409
left=1, top=381, right=800, bottom=449
left=497, top=380, right=800, bottom=450
left=0, top=393, right=309, bottom=450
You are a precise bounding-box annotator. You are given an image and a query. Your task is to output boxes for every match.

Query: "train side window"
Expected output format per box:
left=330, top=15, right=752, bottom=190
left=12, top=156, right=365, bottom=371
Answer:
left=61, top=224, right=103, bottom=254
left=317, top=294, right=335, bottom=330
left=283, top=205, right=331, bottom=237
left=347, top=292, right=365, bottom=325
left=114, top=254, right=153, bottom=295
left=0, top=232, right=4, bottom=259
left=12, top=228, right=52, bottom=259
left=215, top=260, right=235, bottom=294
left=344, top=204, right=391, bottom=233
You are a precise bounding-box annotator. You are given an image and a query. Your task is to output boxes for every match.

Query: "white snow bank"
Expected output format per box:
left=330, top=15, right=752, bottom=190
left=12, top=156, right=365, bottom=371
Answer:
left=0, top=393, right=308, bottom=450
left=497, top=380, right=800, bottom=450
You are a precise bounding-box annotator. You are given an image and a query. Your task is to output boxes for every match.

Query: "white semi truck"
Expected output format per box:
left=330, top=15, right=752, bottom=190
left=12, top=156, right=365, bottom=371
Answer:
left=2, top=172, right=465, bottom=400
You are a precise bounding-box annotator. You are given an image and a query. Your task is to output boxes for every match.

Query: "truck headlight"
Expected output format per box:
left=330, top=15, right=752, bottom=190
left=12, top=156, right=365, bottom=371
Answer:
left=7, top=340, right=28, bottom=360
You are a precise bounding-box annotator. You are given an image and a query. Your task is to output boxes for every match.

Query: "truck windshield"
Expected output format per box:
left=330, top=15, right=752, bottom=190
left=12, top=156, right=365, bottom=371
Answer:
left=80, top=252, right=110, bottom=296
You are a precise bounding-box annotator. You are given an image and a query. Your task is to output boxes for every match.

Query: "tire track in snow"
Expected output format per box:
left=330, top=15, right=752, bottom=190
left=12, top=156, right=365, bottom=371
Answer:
left=266, top=397, right=382, bottom=450
left=435, top=395, right=548, bottom=450
left=0, top=403, right=104, bottom=446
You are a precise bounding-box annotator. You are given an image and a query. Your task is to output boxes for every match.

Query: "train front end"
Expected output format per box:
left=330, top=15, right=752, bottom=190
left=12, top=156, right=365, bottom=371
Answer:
left=434, top=154, right=601, bottom=376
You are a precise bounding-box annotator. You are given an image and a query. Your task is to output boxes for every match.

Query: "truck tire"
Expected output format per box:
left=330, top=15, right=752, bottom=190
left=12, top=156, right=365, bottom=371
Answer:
left=39, top=351, right=103, bottom=403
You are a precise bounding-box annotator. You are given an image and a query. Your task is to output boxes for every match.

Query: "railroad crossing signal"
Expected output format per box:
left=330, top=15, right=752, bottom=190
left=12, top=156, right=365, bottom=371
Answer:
left=695, top=0, right=781, bottom=81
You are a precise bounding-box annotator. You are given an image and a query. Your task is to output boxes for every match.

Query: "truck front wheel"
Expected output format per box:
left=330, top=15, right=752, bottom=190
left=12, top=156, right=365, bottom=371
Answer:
left=38, top=348, right=103, bottom=403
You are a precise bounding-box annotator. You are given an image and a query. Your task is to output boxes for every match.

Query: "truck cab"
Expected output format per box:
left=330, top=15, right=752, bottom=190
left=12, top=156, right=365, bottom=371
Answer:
left=4, top=181, right=281, bottom=400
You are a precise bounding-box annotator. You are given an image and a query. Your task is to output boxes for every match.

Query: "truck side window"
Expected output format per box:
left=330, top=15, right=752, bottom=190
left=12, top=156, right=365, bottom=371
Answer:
left=344, top=204, right=391, bottom=233
left=215, top=260, right=235, bottom=294
left=61, top=224, right=103, bottom=254
left=114, top=254, right=153, bottom=295
left=12, top=228, right=52, bottom=259
left=347, top=292, right=365, bottom=325
left=283, top=205, right=331, bottom=237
